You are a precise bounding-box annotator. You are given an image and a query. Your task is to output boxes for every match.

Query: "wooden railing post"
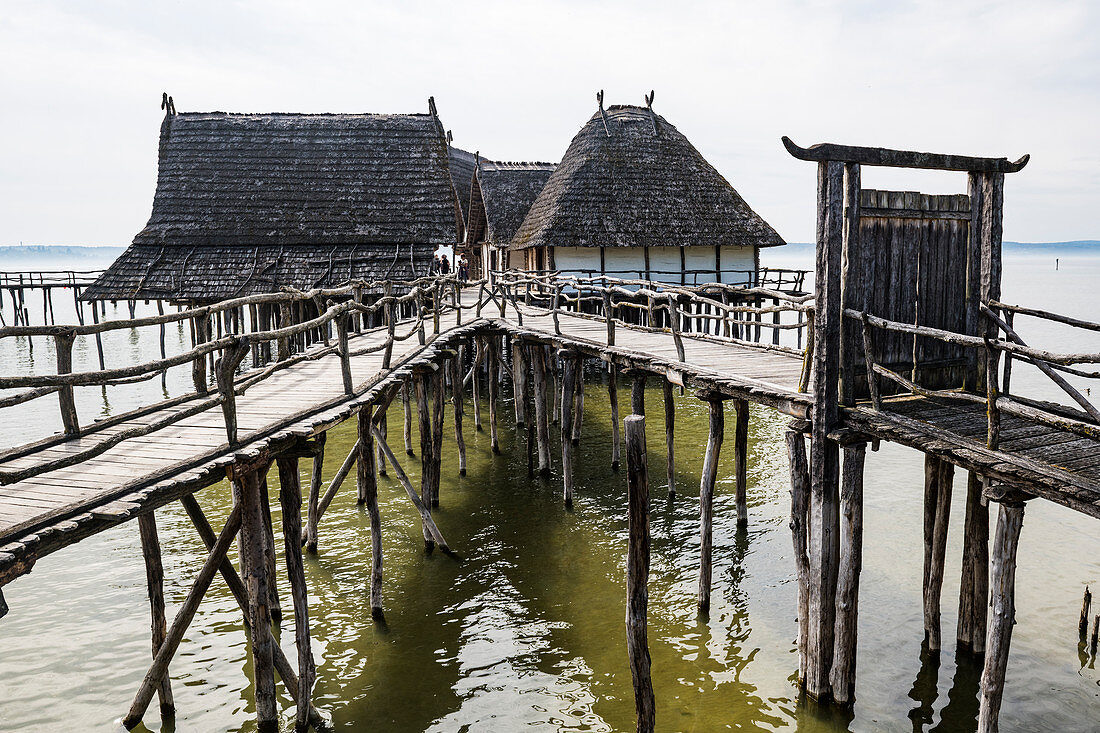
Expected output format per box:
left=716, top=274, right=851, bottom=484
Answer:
left=667, top=297, right=686, bottom=362
left=552, top=285, right=562, bottom=335
left=191, top=313, right=209, bottom=395
left=454, top=281, right=462, bottom=326
left=277, top=302, right=292, bottom=361
left=382, top=298, right=396, bottom=370
left=54, top=330, right=79, bottom=435
left=603, top=290, right=616, bottom=346
left=433, top=281, right=441, bottom=335
left=215, top=337, right=250, bottom=445
left=416, top=290, right=426, bottom=345
left=336, top=309, right=353, bottom=394
left=354, top=284, right=365, bottom=334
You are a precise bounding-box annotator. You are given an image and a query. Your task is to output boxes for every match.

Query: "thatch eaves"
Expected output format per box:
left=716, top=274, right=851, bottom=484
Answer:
left=510, top=104, right=785, bottom=251
left=467, top=161, right=556, bottom=246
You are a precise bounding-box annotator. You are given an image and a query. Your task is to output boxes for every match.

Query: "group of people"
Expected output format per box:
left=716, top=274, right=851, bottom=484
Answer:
left=430, top=252, right=469, bottom=282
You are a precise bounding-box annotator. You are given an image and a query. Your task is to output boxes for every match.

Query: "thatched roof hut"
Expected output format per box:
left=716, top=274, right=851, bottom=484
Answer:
left=465, top=160, right=556, bottom=279
left=510, top=97, right=784, bottom=283
left=85, top=98, right=462, bottom=302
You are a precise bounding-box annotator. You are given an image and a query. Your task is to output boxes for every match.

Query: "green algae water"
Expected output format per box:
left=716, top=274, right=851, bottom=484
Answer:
left=1, top=252, right=1100, bottom=731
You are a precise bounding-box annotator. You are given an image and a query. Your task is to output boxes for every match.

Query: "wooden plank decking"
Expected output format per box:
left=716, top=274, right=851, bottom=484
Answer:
left=2, top=300, right=1099, bottom=579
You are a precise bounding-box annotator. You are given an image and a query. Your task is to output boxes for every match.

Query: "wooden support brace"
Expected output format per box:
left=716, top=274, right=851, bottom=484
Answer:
left=373, top=429, right=454, bottom=555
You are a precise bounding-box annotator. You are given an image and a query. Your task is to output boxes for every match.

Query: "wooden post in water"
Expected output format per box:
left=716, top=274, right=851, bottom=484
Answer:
left=923, top=455, right=954, bottom=650
left=572, top=355, right=584, bottom=445
left=275, top=454, right=314, bottom=732
left=471, top=337, right=483, bottom=431
left=137, top=511, right=175, bottom=720
left=487, top=336, right=500, bottom=454
left=559, top=350, right=578, bottom=507
left=609, top=363, right=621, bottom=471
left=624, top=415, right=655, bottom=733
left=631, top=371, right=646, bottom=416
left=531, top=343, right=551, bottom=475
left=234, top=465, right=278, bottom=730
left=513, top=336, right=528, bottom=428
left=451, top=353, right=467, bottom=475
left=431, top=365, right=446, bottom=503
left=304, top=432, right=326, bottom=551
left=978, top=496, right=1026, bottom=733
left=698, top=395, right=724, bottom=614
left=804, top=159, right=845, bottom=701
left=402, top=380, right=414, bottom=454
left=733, top=399, right=750, bottom=525
left=415, top=367, right=435, bottom=548
left=786, top=429, right=812, bottom=684
left=1080, top=587, right=1093, bottom=640
left=258, top=472, right=283, bottom=624
left=830, top=441, right=866, bottom=705
left=958, top=471, right=989, bottom=654
left=662, top=381, right=675, bottom=499
left=358, top=405, right=384, bottom=619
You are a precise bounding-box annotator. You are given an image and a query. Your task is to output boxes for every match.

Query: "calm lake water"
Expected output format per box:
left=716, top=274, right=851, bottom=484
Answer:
left=0, top=250, right=1099, bottom=732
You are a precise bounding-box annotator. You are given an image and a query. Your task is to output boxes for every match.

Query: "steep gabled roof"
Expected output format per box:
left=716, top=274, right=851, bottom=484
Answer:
left=468, top=161, right=556, bottom=246
left=86, top=105, right=460, bottom=301
left=511, top=104, right=784, bottom=250
left=448, top=145, right=478, bottom=231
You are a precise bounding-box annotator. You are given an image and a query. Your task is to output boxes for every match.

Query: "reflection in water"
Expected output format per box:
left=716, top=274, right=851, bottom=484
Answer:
left=907, top=640, right=939, bottom=730
left=933, top=647, right=981, bottom=732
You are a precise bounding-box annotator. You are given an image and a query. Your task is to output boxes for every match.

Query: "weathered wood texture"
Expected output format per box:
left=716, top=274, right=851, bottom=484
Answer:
left=698, top=398, right=723, bottom=614
left=276, top=455, right=314, bottom=732
left=624, top=415, right=655, bottom=733
left=978, top=501, right=1025, bottom=733
left=830, top=442, right=865, bottom=705
left=137, top=511, right=174, bottom=718
left=923, top=455, right=954, bottom=650
left=786, top=430, right=812, bottom=684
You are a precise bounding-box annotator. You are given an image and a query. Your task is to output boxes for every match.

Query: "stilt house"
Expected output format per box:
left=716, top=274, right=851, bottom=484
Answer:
left=84, top=95, right=462, bottom=303
left=510, top=94, right=785, bottom=284
left=464, top=159, right=556, bottom=281
left=448, top=142, right=478, bottom=241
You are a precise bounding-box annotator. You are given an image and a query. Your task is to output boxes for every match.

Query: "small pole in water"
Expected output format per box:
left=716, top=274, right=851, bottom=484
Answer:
left=1056, top=258, right=1059, bottom=270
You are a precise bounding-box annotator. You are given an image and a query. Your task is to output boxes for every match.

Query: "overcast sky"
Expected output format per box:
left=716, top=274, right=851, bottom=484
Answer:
left=1, top=0, right=1097, bottom=247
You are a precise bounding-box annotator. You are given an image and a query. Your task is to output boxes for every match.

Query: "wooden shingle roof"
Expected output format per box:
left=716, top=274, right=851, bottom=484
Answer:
left=467, top=161, right=556, bottom=246
left=511, top=104, right=784, bottom=251
left=86, top=105, right=460, bottom=301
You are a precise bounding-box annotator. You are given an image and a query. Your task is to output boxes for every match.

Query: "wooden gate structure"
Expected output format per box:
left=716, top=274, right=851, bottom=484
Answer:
left=3, top=139, right=1100, bottom=733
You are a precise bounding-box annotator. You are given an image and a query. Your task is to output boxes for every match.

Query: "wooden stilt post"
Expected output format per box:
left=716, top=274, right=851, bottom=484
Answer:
left=734, top=398, right=749, bottom=526
left=631, top=371, right=646, bottom=416
left=234, top=466, right=278, bottom=730
left=452, top=353, right=467, bottom=475
left=609, top=363, right=621, bottom=471
left=786, top=429, right=812, bottom=684
left=978, top=498, right=1026, bottom=733
left=358, top=405, right=384, bottom=619
left=572, top=355, right=584, bottom=445
left=431, top=365, right=446, bottom=502
left=415, top=367, right=435, bottom=549
left=487, top=336, right=500, bottom=454
left=137, top=512, right=175, bottom=720
left=178, top=495, right=324, bottom=730
left=958, top=471, right=990, bottom=653
left=559, top=350, right=578, bottom=507
left=191, top=314, right=209, bottom=395
left=402, top=380, right=414, bottom=454
left=276, top=455, right=314, bottom=733
left=624, top=415, right=655, bottom=733
left=258, top=472, right=283, bottom=624
left=923, top=455, right=954, bottom=651
left=663, top=381, right=675, bottom=498
left=376, top=400, right=389, bottom=477
left=374, top=429, right=454, bottom=554
left=123, top=505, right=243, bottom=730
left=531, top=343, right=551, bottom=476
left=804, top=159, right=845, bottom=701
left=830, top=441, right=866, bottom=705
left=305, top=432, right=326, bottom=551
left=472, top=337, right=483, bottom=430
left=513, top=336, right=528, bottom=428
left=698, top=395, right=724, bottom=614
